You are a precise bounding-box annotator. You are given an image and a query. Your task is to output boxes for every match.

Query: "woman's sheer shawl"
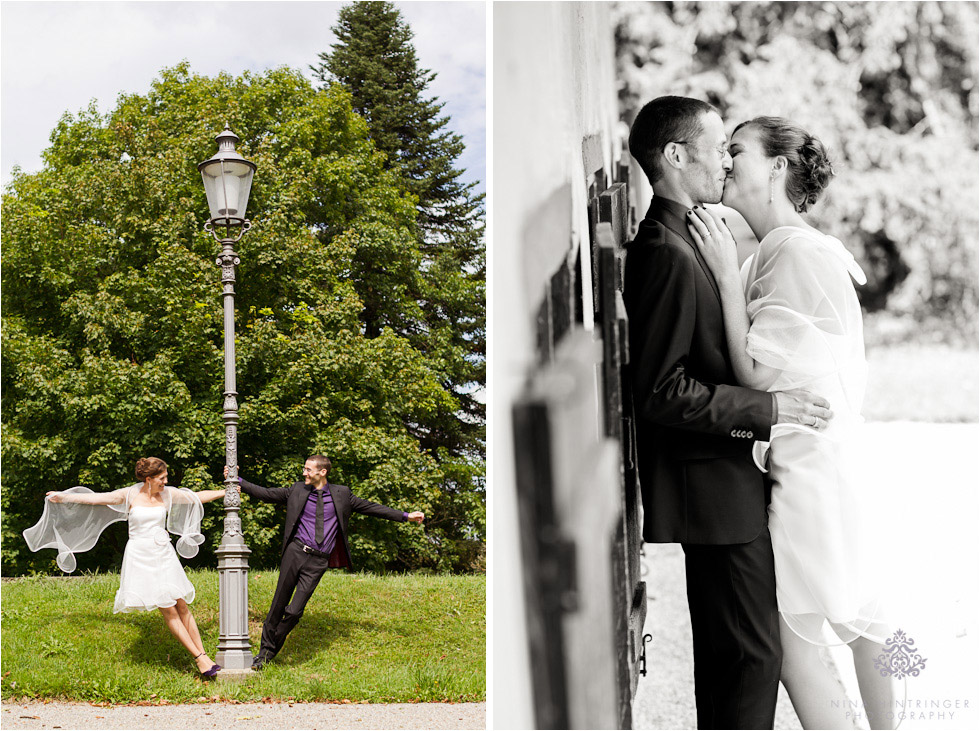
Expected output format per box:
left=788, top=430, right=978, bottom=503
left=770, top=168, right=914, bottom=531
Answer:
left=742, top=228, right=867, bottom=394
left=164, top=485, right=206, bottom=559
left=23, top=484, right=205, bottom=572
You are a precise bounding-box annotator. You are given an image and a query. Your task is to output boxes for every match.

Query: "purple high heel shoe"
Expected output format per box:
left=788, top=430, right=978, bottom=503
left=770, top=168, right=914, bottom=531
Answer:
left=194, top=652, right=221, bottom=678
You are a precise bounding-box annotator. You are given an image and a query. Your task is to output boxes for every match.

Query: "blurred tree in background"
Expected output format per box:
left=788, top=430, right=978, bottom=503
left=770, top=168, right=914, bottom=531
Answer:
left=614, top=1, right=979, bottom=345
left=2, top=63, right=484, bottom=575
left=312, top=1, right=485, bottom=556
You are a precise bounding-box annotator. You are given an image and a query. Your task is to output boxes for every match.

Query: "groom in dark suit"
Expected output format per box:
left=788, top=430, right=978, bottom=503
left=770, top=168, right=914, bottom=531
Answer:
left=231, top=455, right=424, bottom=669
left=624, top=97, right=832, bottom=729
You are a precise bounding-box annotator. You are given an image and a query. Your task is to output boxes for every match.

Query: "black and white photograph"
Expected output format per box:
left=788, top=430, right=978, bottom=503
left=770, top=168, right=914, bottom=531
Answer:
left=492, top=2, right=978, bottom=729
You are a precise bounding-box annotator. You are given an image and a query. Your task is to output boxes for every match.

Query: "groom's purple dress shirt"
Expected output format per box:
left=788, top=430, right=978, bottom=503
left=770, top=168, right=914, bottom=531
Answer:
left=295, top=487, right=340, bottom=554
left=235, top=477, right=410, bottom=555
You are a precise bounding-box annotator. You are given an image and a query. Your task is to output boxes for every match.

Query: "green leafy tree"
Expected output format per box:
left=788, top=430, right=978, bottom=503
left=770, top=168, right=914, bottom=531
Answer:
left=311, top=3, right=486, bottom=510
left=615, top=1, right=979, bottom=345
left=2, top=62, right=481, bottom=575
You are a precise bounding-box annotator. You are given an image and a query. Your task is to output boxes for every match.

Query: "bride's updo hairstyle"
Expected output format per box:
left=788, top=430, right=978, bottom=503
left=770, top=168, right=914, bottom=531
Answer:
left=135, top=457, right=168, bottom=481
left=734, top=116, right=835, bottom=213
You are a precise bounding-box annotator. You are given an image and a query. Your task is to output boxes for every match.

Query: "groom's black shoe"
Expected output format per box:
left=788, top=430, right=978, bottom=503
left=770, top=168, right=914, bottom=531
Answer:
left=251, top=652, right=273, bottom=670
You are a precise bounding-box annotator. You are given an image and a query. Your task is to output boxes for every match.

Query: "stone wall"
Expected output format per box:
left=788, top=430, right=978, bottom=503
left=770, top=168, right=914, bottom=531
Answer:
left=492, top=4, right=626, bottom=727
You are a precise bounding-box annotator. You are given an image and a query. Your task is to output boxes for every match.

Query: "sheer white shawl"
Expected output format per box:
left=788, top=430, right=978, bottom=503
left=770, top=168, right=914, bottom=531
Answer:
left=23, top=484, right=205, bottom=573
left=741, top=226, right=868, bottom=425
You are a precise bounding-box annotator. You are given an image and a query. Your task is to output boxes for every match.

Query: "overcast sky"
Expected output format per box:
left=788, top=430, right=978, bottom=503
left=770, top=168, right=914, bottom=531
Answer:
left=0, top=0, right=486, bottom=192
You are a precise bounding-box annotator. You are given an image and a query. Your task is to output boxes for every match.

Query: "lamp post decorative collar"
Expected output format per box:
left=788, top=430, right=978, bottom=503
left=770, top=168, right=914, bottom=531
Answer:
left=200, top=125, right=255, bottom=672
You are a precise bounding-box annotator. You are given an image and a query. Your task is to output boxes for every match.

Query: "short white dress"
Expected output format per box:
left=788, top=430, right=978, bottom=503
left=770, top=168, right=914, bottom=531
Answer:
left=24, top=484, right=206, bottom=610
left=114, top=505, right=196, bottom=613
left=742, top=226, right=890, bottom=646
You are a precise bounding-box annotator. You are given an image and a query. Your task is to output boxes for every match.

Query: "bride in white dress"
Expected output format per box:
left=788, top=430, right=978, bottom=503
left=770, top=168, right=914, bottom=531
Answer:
left=685, top=117, right=897, bottom=730
left=24, top=457, right=226, bottom=677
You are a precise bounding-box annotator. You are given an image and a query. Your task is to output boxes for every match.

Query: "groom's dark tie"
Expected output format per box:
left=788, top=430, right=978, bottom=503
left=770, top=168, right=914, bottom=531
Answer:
left=315, top=488, right=324, bottom=544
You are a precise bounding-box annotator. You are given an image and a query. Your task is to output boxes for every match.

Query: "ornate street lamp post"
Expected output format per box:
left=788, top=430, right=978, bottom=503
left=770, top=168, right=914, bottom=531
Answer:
left=199, top=126, right=257, bottom=671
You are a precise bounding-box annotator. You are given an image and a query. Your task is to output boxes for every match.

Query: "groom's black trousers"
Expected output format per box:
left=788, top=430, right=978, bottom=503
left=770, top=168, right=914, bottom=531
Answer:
left=259, top=539, right=331, bottom=659
left=682, top=525, right=782, bottom=730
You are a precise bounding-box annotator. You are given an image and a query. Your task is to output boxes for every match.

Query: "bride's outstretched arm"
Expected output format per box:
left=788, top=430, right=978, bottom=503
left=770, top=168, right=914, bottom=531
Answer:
left=686, top=207, right=781, bottom=391
left=195, top=489, right=226, bottom=504
left=45, top=489, right=126, bottom=505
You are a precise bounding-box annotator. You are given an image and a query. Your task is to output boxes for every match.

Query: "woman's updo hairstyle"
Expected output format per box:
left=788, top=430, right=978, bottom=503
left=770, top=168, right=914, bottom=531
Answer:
left=135, top=457, right=168, bottom=481
left=734, top=116, right=835, bottom=213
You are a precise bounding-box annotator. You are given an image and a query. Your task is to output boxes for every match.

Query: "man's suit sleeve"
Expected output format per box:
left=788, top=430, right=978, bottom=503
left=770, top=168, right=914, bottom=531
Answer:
left=350, top=494, right=407, bottom=522
left=630, top=242, right=773, bottom=440
left=239, top=478, right=290, bottom=504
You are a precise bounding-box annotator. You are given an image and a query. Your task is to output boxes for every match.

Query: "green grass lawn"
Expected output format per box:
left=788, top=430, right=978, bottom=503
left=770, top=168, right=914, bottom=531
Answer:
left=0, top=570, right=485, bottom=704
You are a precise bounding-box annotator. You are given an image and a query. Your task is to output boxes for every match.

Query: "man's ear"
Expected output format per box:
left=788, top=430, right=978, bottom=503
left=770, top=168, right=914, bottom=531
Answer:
left=661, top=142, right=686, bottom=172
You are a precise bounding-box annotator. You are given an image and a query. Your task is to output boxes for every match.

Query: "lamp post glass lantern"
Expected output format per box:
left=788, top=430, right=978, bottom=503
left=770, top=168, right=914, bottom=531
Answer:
left=200, top=125, right=256, bottom=671
left=199, top=126, right=256, bottom=233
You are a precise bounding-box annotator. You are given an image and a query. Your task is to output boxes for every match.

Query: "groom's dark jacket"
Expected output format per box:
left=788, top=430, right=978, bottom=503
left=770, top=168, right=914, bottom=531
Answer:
left=623, top=195, right=774, bottom=545
left=239, top=479, right=406, bottom=571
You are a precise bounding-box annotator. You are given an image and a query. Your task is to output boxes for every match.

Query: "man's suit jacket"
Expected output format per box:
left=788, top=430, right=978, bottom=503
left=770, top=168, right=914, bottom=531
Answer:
left=623, top=195, right=774, bottom=545
left=239, top=479, right=406, bottom=571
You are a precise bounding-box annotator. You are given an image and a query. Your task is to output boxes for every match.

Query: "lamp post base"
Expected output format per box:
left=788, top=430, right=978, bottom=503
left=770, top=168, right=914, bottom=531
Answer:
left=215, top=540, right=253, bottom=670
left=215, top=668, right=254, bottom=679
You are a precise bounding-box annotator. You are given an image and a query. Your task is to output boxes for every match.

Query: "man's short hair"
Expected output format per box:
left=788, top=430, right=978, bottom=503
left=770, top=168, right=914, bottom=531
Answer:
left=629, top=96, right=718, bottom=185
left=308, top=455, right=332, bottom=475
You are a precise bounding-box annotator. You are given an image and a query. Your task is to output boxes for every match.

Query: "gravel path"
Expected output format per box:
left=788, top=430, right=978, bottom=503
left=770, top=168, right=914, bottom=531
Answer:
left=632, top=542, right=804, bottom=731
left=0, top=701, right=486, bottom=730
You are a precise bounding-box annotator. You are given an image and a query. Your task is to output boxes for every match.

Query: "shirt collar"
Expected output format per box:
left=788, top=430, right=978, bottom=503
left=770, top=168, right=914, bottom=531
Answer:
left=645, top=195, right=693, bottom=235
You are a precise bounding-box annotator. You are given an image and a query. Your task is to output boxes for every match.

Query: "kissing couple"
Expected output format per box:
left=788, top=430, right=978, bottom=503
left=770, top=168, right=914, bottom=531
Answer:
left=624, top=96, right=897, bottom=730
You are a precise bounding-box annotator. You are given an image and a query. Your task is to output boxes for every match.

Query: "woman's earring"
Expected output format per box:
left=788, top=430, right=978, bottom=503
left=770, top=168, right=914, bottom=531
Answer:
left=769, top=175, right=775, bottom=204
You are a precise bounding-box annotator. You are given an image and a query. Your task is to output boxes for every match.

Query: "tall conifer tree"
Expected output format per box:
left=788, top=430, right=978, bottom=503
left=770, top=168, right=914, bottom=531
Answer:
left=312, top=2, right=485, bottom=522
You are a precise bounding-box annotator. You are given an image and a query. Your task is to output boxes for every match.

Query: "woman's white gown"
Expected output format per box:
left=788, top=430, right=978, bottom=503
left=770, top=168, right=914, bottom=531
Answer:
left=114, top=505, right=196, bottom=613
left=742, top=226, right=889, bottom=645
left=23, top=483, right=206, bottom=608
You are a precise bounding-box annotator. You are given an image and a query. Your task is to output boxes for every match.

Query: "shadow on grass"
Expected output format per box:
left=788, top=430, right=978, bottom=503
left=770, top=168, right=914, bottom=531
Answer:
left=101, top=601, right=378, bottom=672
left=103, top=609, right=202, bottom=672
left=254, top=606, right=380, bottom=668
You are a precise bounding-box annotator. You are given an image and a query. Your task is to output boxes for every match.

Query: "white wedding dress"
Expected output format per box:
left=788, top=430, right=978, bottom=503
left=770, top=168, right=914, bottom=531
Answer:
left=24, top=484, right=205, bottom=613
left=742, top=226, right=890, bottom=646
left=114, top=505, right=196, bottom=613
